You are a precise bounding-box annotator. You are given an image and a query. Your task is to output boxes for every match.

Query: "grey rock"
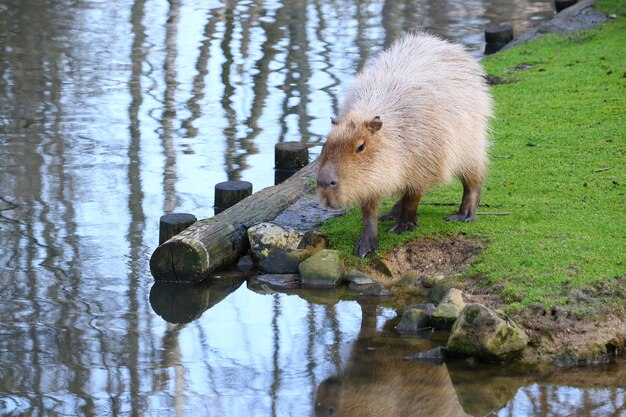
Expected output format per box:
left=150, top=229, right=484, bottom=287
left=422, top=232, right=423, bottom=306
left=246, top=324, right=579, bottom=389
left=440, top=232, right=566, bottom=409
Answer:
left=447, top=303, right=529, bottom=361
left=430, top=277, right=464, bottom=304
left=237, top=255, right=254, bottom=271
left=359, top=282, right=391, bottom=297
left=421, top=274, right=445, bottom=288
left=406, top=347, right=445, bottom=365
left=299, top=250, right=345, bottom=289
left=440, top=288, right=466, bottom=310
left=258, top=249, right=311, bottom=274
left=255, top=273, right=301, bottom=289
left=403, top=303, right=436, bottom=316
left=345, top=270, right=374, bottom=285
left=396, top=309, right=431, bottom=334
left=432, top=303, right=462, bottom=330
left=297, top=230, right=328, bottom=253
left=247, top=222, right=302, bottom=262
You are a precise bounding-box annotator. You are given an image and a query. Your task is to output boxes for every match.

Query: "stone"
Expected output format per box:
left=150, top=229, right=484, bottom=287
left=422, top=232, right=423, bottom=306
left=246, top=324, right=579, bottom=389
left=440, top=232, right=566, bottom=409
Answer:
left=421, top=274, right=445, bottom=288
left=254, top=273, right=301, bottom=289
left=430, top=276, right=464, bottom=303
left=447, top=303, right=529, bottom=361
left=345, top=270, right=374, bottom=285
left=432, top=303, right=462, bottom=330
left=396, top=308, right=431, bottom=334
left=236, top=255, right=254, bottom=271
left=297, top=230, right=328, bottom=253
left=403, top=303, right=436, bottom=316
left=258, top=249, right=311, bottom=274
left=440, top=288, right=466, bottom=310
left=299, top=250, right=345, bottom=288
left=247, top=222, right=302, bottom=262
left=406, top=347, right=445, bottom=365
left=359, top=282, right=391, bottom=297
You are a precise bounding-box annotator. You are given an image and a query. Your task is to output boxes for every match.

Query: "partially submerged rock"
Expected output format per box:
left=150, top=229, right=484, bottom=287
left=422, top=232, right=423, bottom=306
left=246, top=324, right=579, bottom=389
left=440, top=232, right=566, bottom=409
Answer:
left=247, top=222, right=302, bottom=262
left=254, top=273, right=301, bottom=289
left=299, top=249, right=345, bottom=288
left=358, top=282, right=391, bottom=297
left=431, top=289, right=466, bottom=330
left=432, top=303, right=462, bottom=331
left=258, top=248, right=311, bottom=274
left=345, top=269, right=375, bottom=286
left=297, top=230, right=328, bottom=253
left=447, top=303, right=529, bottom=361
left=396, top=308, right=432, bottom=334
left=406, top=346, right=445, bottom=366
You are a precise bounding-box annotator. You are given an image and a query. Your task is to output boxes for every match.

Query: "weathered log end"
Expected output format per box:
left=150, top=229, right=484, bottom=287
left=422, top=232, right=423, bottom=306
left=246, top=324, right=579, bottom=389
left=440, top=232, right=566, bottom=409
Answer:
left=149, top=160, right=320, bottom=282
left=150, top=236, right=210, bottom=283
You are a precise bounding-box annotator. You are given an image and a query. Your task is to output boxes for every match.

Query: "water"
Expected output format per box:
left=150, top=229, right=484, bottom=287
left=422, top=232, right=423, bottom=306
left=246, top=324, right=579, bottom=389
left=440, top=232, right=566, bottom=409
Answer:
left=1, top=0, right=624, bottom=416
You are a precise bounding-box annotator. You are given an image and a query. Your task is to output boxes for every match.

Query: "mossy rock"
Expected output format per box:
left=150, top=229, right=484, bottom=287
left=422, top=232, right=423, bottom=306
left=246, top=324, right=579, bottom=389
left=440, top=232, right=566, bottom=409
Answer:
left=299, top=249, right=345, bottom=289
left=447, top=303, right=529, bottom=361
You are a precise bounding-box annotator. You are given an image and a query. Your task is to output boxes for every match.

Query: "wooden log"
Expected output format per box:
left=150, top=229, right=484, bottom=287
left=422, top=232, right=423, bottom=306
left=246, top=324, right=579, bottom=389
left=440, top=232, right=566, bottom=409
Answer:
left=149, top=160, right=319, bottom=282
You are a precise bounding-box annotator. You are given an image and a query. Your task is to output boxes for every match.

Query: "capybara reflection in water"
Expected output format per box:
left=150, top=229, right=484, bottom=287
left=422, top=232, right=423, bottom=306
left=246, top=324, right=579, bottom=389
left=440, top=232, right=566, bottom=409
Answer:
left=314, top=301, right=470, bottom=417
left=317, top=33, right=493, bottom=257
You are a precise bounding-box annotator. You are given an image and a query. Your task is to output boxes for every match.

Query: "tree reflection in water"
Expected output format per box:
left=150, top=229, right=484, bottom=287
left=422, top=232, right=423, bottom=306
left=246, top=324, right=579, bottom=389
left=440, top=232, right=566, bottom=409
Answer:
left=1, top=0, right=623, bottom=416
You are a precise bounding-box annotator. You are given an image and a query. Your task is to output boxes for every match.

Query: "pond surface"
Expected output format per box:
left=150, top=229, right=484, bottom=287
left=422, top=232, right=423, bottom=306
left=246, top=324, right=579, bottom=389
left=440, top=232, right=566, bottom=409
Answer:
left=1, top=0, right=624, bottom=416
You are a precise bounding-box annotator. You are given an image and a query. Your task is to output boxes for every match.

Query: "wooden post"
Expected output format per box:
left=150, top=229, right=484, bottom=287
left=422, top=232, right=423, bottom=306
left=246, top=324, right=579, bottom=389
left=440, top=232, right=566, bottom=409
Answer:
left=555, top=0, right=577, bottom=12
left=214, top=180, right=253, bottom=214
left=484, top=25, right=514, bottom=55
left=159, top=213, right=197, bottom=245
left=275, top=142, right=309, bottom=184
left=149, top=160, right=319, bottom=282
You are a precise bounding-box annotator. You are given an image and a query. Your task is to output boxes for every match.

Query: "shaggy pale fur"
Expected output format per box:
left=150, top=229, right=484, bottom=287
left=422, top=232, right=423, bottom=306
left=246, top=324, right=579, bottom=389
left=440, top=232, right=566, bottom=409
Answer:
left=317, top=32, right=493, bottom=257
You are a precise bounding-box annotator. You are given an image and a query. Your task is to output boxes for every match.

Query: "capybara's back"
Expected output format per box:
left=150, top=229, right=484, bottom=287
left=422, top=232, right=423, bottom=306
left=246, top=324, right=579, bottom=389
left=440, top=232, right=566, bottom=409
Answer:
left=317, top=33, right=493, bottom=257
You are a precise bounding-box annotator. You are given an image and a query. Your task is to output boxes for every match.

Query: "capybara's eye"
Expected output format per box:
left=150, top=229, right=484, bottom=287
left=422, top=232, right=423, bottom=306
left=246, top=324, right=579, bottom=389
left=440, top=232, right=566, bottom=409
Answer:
left=356, top=143, right=366, bottom=154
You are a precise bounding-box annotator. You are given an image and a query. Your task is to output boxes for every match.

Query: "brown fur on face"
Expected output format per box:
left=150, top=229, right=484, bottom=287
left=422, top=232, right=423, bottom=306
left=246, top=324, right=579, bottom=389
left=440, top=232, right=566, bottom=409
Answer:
left=317, top=113, right=384, bottom=209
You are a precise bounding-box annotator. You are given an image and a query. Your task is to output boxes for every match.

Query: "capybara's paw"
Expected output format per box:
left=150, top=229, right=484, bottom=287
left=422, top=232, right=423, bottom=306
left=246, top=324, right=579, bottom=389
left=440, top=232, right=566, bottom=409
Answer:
left=354, top=235, right=378, bottom=258
left=379, top=213, right=397, bottom=221
left=444, top=213, right=476, bottom=222
left=389, top=221, right=417, bottom=234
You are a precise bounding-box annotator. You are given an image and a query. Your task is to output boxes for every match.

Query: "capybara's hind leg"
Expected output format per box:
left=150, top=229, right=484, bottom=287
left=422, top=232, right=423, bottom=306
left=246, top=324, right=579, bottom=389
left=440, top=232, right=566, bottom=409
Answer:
left=445, top=180, right=481, bottom=222
left=379, top=200, right=402, bottom=221
left=389, top=190, right=422, bottom=233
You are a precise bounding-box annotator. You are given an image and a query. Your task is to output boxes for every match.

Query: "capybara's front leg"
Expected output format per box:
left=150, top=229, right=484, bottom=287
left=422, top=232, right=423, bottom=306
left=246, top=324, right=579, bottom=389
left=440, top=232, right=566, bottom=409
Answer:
left=445, top=182, right=481, bottom=222
left=355, top=199, right=379, bottom=258
left=389, top=190, right=422, bottom=233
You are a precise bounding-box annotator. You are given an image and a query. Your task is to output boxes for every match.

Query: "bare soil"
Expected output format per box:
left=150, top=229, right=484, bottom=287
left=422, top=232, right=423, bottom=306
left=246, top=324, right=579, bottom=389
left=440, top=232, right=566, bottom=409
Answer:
left=369, top=236, right=626, bottom=365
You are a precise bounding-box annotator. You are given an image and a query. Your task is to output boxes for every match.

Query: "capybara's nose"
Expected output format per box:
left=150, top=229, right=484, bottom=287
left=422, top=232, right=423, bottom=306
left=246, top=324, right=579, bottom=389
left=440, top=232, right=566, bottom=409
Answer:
left=317, top=166, right=338, bottom=189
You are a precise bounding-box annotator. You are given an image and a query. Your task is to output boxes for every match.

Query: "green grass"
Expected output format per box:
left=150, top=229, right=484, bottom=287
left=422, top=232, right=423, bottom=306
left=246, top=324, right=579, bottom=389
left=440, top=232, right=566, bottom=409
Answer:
left=321, top=2, right=625, bottom=312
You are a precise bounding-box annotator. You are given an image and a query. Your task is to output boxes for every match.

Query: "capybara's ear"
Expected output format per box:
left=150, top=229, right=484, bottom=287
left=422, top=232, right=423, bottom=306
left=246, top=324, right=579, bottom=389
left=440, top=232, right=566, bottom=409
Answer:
left=367, top=116, right=383, bottom=133
left=330, top=117, right=338, bottom=125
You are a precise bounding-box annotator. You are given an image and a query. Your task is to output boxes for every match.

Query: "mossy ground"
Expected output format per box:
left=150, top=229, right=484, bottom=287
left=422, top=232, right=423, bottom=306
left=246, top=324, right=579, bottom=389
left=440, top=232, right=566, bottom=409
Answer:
left=321, top=0, right=625, bottom=316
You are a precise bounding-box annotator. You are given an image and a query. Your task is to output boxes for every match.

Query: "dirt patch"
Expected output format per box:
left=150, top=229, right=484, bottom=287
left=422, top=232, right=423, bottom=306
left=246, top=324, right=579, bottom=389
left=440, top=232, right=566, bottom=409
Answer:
left=363, top=236, right=483, bottom=287
left=466, top=278, right=626, bottom=365
left=362, top=235, right=626, bottom=365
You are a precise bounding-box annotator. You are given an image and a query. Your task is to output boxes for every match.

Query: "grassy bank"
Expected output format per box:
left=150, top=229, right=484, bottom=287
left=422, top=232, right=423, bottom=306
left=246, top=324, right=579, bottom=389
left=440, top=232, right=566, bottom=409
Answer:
left=321, top=1, right=625, bottom=314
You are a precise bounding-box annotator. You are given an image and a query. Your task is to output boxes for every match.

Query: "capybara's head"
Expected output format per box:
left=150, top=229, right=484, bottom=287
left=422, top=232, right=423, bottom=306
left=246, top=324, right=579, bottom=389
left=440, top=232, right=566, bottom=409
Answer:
left=317, top=114, right=383, bottom=209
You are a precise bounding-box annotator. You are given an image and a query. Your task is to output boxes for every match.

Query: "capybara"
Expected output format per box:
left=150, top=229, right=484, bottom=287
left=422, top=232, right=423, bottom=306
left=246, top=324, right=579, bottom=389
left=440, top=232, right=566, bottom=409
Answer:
left=314, top=301, right=470, bottom=417
left=317, top=32, right=493, bottom=257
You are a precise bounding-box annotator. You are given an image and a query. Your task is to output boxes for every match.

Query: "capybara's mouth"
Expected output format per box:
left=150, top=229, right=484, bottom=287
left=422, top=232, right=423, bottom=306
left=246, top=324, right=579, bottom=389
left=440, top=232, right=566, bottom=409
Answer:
left=318, top=189, right=344, bottom=210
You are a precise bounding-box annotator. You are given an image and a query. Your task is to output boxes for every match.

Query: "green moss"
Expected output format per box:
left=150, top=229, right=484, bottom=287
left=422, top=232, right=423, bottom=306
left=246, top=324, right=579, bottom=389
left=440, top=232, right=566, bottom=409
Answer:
left=466, top=308, right=480, bottom=324
left=322, top=12, right=626, bottom=313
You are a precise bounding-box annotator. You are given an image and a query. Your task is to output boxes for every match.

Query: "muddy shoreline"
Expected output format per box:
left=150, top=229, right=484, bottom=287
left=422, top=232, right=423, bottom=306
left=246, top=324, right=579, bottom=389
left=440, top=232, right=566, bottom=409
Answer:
left=268, top=0, right=626, bottom=366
